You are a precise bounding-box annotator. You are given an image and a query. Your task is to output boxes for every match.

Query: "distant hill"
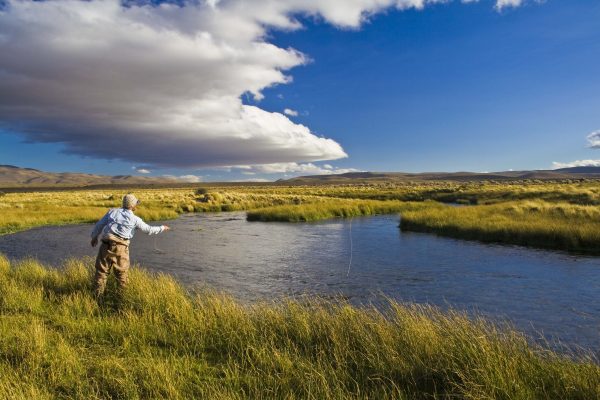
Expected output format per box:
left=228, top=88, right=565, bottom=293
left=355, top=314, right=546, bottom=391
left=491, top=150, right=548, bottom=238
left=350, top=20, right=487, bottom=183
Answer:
left=553, top=166, right=600, bottom=174
left=283, top=167, right=600, bottom=184
left=2, top=164, right=599, bottom=189
left=0, top=165, right=179, bottom=188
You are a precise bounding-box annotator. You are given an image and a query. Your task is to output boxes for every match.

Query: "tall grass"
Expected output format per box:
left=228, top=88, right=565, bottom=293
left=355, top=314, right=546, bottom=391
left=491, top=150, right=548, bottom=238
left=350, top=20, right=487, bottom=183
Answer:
left=247, top=199, right=441, bottom=222
left=4, top=182, right=600, bottom=254
left=265, top=181, right=600, bottom=206
left=0, top=254, right=597, bottom=399
left=400, top=201, right=600, bottom=253
left=0, top=189, right=313, bottom=235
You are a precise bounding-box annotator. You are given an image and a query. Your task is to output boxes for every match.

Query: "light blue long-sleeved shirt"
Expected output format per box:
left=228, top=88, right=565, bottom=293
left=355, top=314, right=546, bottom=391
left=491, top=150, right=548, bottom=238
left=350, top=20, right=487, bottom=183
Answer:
left=91, top=208, right=165, bottom=240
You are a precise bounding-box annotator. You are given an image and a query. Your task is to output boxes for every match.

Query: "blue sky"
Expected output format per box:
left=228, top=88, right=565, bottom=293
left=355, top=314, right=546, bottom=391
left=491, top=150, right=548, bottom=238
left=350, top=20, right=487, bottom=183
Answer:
left=1, top=0, right=599, bottom=181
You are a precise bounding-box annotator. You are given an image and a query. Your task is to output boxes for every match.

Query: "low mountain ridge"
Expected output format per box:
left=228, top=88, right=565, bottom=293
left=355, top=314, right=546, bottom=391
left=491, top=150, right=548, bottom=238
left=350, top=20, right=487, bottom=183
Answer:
left=2, top=165, right=599, bottom=189
left=0, top=165, right=178, bottom=187
left=284, top=167, right=600, bottom=184
left=553, top=166, right=600, bottom=174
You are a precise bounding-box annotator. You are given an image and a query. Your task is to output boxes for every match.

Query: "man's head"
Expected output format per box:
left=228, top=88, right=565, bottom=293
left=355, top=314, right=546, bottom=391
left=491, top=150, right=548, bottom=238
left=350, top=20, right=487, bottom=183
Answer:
left=122, top=194, right=140, bottom=210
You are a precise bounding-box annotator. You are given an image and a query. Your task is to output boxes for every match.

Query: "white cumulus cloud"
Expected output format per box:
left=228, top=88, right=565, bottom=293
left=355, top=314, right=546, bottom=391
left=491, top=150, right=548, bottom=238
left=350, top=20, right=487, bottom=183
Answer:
left=284, top=108, right=299, bottom=117
left=0, top=0, right=533, bottom=169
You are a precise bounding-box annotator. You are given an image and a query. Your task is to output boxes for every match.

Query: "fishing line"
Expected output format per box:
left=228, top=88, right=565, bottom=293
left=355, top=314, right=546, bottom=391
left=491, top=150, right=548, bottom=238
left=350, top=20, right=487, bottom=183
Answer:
left=292, top=217, right=355, bottom=286
left=346, top=217, right=353, bottom=277
left=153, top=235, right=165, bottom=254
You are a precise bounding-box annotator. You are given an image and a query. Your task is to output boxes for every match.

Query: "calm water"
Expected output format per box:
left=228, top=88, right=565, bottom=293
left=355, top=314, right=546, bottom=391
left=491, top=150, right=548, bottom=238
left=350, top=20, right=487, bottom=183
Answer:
left=1, top=212, right=599, bottom=350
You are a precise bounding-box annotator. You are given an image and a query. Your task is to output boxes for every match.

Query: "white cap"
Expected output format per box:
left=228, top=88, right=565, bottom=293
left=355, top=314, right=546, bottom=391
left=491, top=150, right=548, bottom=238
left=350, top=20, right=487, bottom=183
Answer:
left=122, top=194, right=140, bottom=209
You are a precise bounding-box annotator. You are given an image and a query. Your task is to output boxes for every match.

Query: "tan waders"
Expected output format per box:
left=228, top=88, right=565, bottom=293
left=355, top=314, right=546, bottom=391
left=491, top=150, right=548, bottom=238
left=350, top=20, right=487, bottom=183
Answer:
left=93, top=233, right=131, bottom=300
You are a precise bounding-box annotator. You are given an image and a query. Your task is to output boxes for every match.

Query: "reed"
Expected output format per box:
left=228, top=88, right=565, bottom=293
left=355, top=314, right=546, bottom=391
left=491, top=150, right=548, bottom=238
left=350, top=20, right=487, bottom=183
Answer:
left=0, top=188, right=312, bottom=235
left=0, top=254, right=597, bottom=399
left=246, top=199, right=442, bottom=222
left=400, top=201, right=600, bottom=253
left=3, top=182, right=600, bottom=255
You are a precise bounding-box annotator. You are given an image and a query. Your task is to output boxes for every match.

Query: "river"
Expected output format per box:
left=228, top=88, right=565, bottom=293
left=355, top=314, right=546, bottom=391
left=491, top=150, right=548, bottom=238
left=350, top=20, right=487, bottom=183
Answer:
left=1, top=212, right=598, bottom=351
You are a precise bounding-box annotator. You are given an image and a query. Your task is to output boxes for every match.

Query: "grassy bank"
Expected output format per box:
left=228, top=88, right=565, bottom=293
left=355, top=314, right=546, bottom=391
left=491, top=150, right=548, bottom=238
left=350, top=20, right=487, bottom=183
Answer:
left=0, top=189, right=182, bottom=235
left=246, top=199, right=441, bottom=222
left=0, top=188, right=313, bottom=235
left=269, top=181, right=600, bottom=205
left=3, top=182, right=600, bottom=254
left=0, top=186, right=442, bottom=232
left=0, top=255, right=598, bottom=399
left=400, top=201, right=600, bottom=253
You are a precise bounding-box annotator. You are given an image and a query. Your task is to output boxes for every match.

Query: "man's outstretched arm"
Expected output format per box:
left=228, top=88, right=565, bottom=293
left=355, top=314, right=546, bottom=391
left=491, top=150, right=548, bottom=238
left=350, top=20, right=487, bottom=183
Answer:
left=135, top=216, right=170, bottom=235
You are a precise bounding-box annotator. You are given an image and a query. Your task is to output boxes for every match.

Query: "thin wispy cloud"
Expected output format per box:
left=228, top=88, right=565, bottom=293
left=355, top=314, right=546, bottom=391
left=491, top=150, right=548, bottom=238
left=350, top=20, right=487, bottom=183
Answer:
left=552, top=160, right=600, bottom=169
left=463, top=0, right=537, bottom=11
left=551, top=130, right=600, bottom=169
left=132, top=167, right=151, bottom=174
left=0, top=0, right=534, bottom=169
left=495, top=0, right=523, bottom=10
left=587, top=130, right=600, bottom=148
left=233, top=162, right=361, bottom=176
left=161, top=174, right=203, bottom=183
left=231, top=178, right=272, bottom=183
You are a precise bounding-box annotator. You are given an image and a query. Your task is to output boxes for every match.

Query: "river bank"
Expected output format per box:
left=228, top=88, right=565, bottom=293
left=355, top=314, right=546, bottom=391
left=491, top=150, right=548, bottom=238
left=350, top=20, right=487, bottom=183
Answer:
left=0, top=254, right=598, bottom=399
left=2, top=182, right=600, bottom=255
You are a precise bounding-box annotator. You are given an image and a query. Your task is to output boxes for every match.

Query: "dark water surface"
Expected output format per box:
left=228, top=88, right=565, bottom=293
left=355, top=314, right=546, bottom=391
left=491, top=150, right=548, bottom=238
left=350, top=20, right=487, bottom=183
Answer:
left=1, top=212, right=599, bottom=350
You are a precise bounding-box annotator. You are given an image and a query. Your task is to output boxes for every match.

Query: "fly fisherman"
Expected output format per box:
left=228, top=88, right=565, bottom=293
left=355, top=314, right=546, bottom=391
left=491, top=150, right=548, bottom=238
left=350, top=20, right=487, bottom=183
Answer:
left=91, top=194, right=170, bottom=300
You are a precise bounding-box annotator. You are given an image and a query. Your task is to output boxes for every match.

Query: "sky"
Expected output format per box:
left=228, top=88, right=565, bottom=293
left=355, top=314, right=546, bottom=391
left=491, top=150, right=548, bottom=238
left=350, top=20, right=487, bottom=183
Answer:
left=0, top=0, right=599, bottom=182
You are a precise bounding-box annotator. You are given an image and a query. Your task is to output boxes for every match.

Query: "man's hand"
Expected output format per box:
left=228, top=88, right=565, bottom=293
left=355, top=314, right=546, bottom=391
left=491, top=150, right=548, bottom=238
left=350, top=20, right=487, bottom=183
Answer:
left=163, top=225, right=171, bottom=232
left=91, top=237, right=98, bottom=247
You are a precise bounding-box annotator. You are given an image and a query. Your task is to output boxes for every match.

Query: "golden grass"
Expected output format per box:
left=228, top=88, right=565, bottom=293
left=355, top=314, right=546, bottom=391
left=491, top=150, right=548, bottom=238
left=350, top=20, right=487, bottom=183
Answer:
left=0, top=254, right=598, bottom=399
left=0, top=188, right=313, bottom=235
left=246, top=199, right=442, bottom=222
left=400, top=200, right=600, bottom=253
left=2, top=181, right=600, bottom=253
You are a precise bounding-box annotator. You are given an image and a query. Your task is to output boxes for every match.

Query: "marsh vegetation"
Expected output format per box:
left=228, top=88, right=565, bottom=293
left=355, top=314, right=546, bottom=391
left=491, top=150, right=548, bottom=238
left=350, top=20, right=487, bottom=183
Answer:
left=0, top=254, right=598, bottom=399
left=2, top=182, right=600, bottom=397
left=1, top=179, right=600, bottom=252
left=246, top=199, right=441, bottom=222
left=400, top=200, right=600, bottom=253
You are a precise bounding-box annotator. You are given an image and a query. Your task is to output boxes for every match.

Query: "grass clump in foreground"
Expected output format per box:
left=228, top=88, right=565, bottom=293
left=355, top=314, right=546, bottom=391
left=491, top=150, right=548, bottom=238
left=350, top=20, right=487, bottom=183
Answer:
left=400, top=200, right=600, bottom=254
left=0, top=255, right=598, bottom=399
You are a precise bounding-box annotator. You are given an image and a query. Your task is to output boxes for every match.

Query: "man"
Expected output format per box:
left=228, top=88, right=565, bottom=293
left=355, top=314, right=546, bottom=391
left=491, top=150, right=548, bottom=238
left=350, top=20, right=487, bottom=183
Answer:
left=91, top=193, right=170, bottom=299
